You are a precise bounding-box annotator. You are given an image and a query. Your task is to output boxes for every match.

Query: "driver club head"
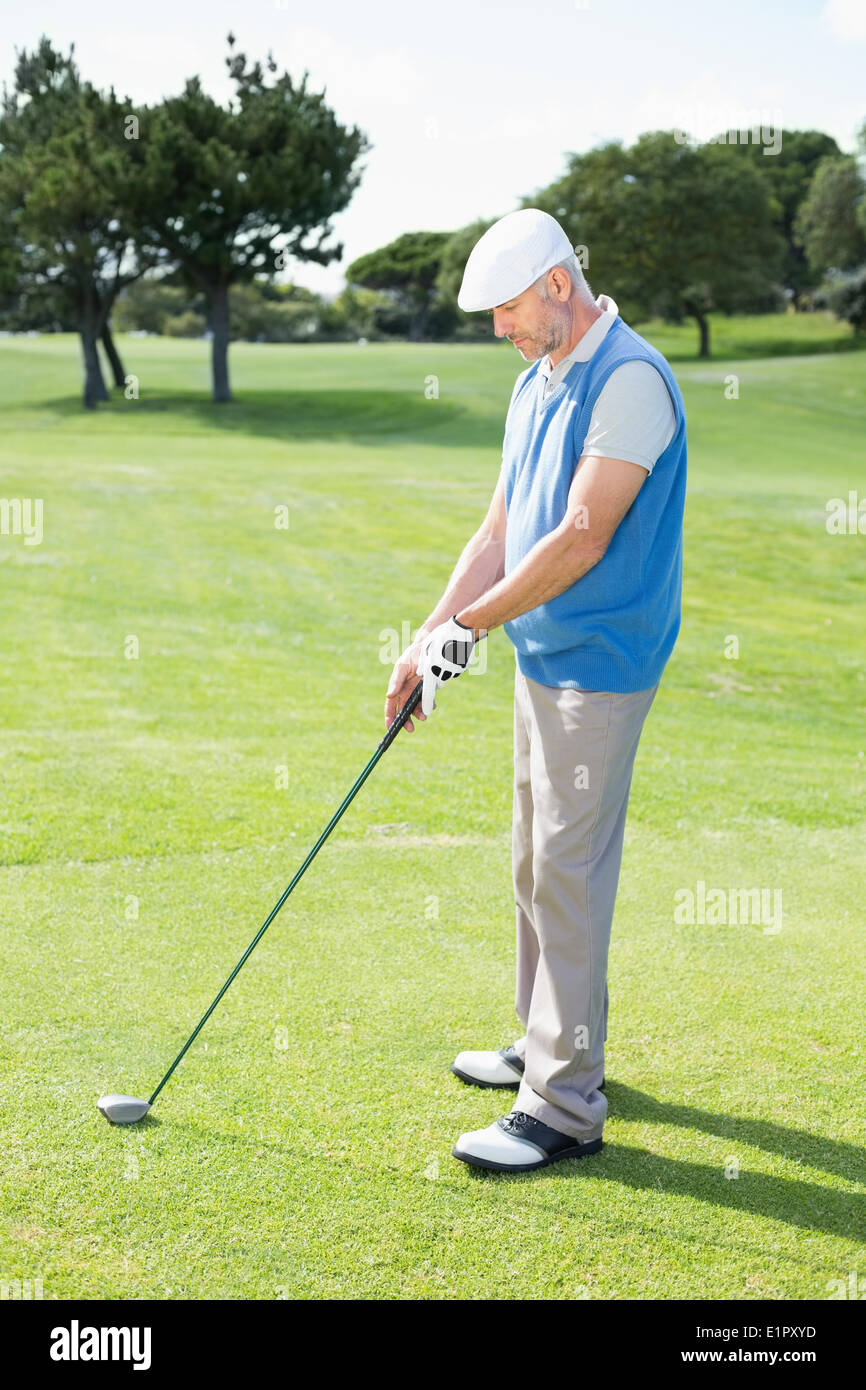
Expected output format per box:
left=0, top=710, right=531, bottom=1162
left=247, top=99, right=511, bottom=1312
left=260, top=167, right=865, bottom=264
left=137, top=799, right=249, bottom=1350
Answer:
left=97, top=1094, right=152, bottom=1125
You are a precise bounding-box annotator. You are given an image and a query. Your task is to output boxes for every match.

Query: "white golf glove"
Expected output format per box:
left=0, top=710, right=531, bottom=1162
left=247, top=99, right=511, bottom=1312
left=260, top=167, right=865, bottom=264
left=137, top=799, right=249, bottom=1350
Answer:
left=416, top=615, right=476, bottom=717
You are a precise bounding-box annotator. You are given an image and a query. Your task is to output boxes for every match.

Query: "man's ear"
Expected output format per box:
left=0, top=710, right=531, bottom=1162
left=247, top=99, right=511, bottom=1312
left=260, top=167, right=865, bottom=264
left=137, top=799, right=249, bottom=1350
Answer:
left=549, top=266, right=572, bottom=301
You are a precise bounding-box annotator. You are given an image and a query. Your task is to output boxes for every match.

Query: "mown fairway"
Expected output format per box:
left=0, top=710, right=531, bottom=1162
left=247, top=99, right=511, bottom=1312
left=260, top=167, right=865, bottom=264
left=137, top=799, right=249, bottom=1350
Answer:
left=0, top=321, right=864, bottom=1299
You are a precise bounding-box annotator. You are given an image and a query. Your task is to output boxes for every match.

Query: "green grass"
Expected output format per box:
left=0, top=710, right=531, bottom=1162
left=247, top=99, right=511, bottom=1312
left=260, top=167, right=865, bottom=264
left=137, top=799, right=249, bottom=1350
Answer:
left=0, top=322, right=864, bottom=1300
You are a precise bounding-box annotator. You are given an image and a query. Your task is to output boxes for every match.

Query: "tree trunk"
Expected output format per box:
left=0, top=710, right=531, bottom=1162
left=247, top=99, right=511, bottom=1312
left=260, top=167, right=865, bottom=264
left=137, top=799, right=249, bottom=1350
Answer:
left=684, top=299, right=711, bottom=358
left=209, top=282, right=232, bottom=403
left=81, top=329, right=109, bottom=407
left=78, top=284, right=109, bottom=409
left=101, top=321, right=126, bottom=388
left=407, top=295, right=427, bottom=343
left=80, top=318, right=109, bottom=409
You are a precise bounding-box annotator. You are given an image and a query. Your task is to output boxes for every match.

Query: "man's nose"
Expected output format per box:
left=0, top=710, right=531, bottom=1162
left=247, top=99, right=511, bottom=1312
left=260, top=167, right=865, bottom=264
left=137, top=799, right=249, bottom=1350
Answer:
left=492, top=309, right=510, bottom=338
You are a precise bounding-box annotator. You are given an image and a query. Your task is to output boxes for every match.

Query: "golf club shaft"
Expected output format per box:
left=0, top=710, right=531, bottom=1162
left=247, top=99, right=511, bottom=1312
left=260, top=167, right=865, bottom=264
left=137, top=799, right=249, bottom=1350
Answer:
left=148, top=679, right=424, bottom=1106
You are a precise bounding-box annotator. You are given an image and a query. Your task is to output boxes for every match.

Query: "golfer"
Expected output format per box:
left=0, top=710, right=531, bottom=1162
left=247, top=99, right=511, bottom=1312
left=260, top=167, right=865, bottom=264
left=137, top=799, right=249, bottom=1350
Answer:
left=385, top=208, right=687, bottom=1173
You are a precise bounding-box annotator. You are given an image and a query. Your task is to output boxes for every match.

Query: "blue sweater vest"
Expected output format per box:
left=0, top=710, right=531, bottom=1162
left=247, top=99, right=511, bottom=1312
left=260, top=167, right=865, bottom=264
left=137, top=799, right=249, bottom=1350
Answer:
left=502, top=315, right=687, bottom=692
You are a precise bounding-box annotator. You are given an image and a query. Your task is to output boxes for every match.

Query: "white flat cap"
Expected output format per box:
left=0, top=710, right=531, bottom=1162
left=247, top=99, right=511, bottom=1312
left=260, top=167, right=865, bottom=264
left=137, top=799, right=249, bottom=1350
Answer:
left=457, top=208, right=574, bottom=312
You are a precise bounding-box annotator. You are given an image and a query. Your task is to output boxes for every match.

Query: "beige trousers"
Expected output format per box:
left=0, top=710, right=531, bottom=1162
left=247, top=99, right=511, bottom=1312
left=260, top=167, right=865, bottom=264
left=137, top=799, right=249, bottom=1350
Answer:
left=511, top=666, right=658, bottom=1140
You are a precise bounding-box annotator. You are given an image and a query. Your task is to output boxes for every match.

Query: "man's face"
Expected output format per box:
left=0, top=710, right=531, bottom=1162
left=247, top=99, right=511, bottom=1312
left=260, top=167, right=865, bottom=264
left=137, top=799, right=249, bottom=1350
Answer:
left=489, top=280, right=566, bottom=361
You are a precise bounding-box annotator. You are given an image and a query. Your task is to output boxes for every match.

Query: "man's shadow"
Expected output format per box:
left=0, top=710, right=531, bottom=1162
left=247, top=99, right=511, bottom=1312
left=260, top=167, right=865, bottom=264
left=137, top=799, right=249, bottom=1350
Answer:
left=467, top=1083, right=866, bottom=1240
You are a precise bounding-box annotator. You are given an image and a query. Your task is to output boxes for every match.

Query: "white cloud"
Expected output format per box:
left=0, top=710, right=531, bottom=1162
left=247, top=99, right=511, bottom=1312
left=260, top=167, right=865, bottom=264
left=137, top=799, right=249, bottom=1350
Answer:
left=821, top=0, right=866, bottom=42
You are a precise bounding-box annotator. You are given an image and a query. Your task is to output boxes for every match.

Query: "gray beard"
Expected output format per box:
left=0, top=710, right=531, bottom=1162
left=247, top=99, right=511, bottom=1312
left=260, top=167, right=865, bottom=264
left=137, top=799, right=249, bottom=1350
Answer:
left=538, top=312, right=566, bottom=359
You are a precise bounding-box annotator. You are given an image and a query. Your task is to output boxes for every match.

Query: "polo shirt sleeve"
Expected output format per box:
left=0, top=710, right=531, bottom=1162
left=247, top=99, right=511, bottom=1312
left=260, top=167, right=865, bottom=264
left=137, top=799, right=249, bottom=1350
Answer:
left=580, top=360, right=676, bottom=474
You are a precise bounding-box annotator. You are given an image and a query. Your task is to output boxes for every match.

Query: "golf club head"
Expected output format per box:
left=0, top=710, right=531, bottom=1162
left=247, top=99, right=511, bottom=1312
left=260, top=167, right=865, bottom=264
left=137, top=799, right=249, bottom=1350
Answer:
left=97, top=1094, right=151, bottom=1125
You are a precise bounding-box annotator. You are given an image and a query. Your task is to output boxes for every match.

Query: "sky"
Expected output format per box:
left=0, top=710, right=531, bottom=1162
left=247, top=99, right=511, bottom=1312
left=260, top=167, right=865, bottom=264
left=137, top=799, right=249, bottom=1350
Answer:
left=1, top=0, right=864, bottom=297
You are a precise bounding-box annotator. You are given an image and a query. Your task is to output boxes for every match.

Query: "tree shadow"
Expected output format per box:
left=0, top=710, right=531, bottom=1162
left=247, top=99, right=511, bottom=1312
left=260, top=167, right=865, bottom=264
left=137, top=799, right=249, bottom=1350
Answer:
left=632, top=322, right=866, bottom=363
left=611, top=1084, right=865, bottom=1186
left=464, top=1083, right=866, bottom=1241
left=41, top=388, right=484, bottom=448
left=657, top=335, right=866, bottom=363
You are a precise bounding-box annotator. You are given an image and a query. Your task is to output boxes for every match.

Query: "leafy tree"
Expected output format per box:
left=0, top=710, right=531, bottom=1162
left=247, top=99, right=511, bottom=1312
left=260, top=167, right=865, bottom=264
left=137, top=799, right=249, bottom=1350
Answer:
left=436, top=219, right=496, bottom=339
left=0, top=37, right=147, bottom=405
left=129, top=35, right=368, bottom=401
left=727, top=130, right=841, bottom=303
left=806, top=123, right=866, bottom=335
left=794, top=155, right=866, bottom=275
left=346, top=230, right=450, bottom=340
left=0, top=210, right=76, bottom=331
left=532, top=131, right=786, bottom=357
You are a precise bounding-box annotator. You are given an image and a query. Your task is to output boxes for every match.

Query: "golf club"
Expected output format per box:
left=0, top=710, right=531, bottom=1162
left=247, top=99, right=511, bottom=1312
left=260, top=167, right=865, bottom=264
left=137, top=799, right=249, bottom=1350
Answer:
left=98, top=678, right=424, bottom=1125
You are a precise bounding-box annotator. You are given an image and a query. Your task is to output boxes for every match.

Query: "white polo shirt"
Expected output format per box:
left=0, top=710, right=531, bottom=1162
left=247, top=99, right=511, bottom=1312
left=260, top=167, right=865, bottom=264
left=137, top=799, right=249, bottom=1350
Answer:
left=537, top=294, right=676, bottom=474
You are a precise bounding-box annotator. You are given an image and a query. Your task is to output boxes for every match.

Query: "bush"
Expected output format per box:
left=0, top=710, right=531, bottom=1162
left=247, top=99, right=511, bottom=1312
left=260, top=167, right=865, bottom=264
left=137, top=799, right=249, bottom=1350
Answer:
left=318, top=286, right=390, bottom=340
left=371, top=301, right=410, bottom=337
left=114, top=280, right=196, bottom=334
left=164, top=311, right=207, bottom=338
left=818, top=265, right=866, bottom=332
left=115, top=277, right=325, bottom=342
left=228, top=284, right=322, bottom=342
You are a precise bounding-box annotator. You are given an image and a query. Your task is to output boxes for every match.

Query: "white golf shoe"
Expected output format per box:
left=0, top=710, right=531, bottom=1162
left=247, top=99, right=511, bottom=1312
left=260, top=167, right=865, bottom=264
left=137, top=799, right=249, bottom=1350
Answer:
left=451, top=1045, right=606, bottom=1092
left=450, top=1045, right=525, bottom=1089
left=452, top=1110, right=604, bottom=1173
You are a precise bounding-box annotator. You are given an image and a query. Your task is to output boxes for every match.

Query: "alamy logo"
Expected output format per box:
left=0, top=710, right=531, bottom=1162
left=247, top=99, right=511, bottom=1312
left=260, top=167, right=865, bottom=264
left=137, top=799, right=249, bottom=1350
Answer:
left=49, top=1320, right=152, bottom=1371
left=826, top=491, right=865, bottom=535
left=826, top=1270, right=866, bottom=1299
left=674, top=879, right=782, bottom=934
left=0, top=1275, right=43, bottom=1299
left=0, top=497, right=43, bottom=545
left=672, top=107, right=782, bottom=156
